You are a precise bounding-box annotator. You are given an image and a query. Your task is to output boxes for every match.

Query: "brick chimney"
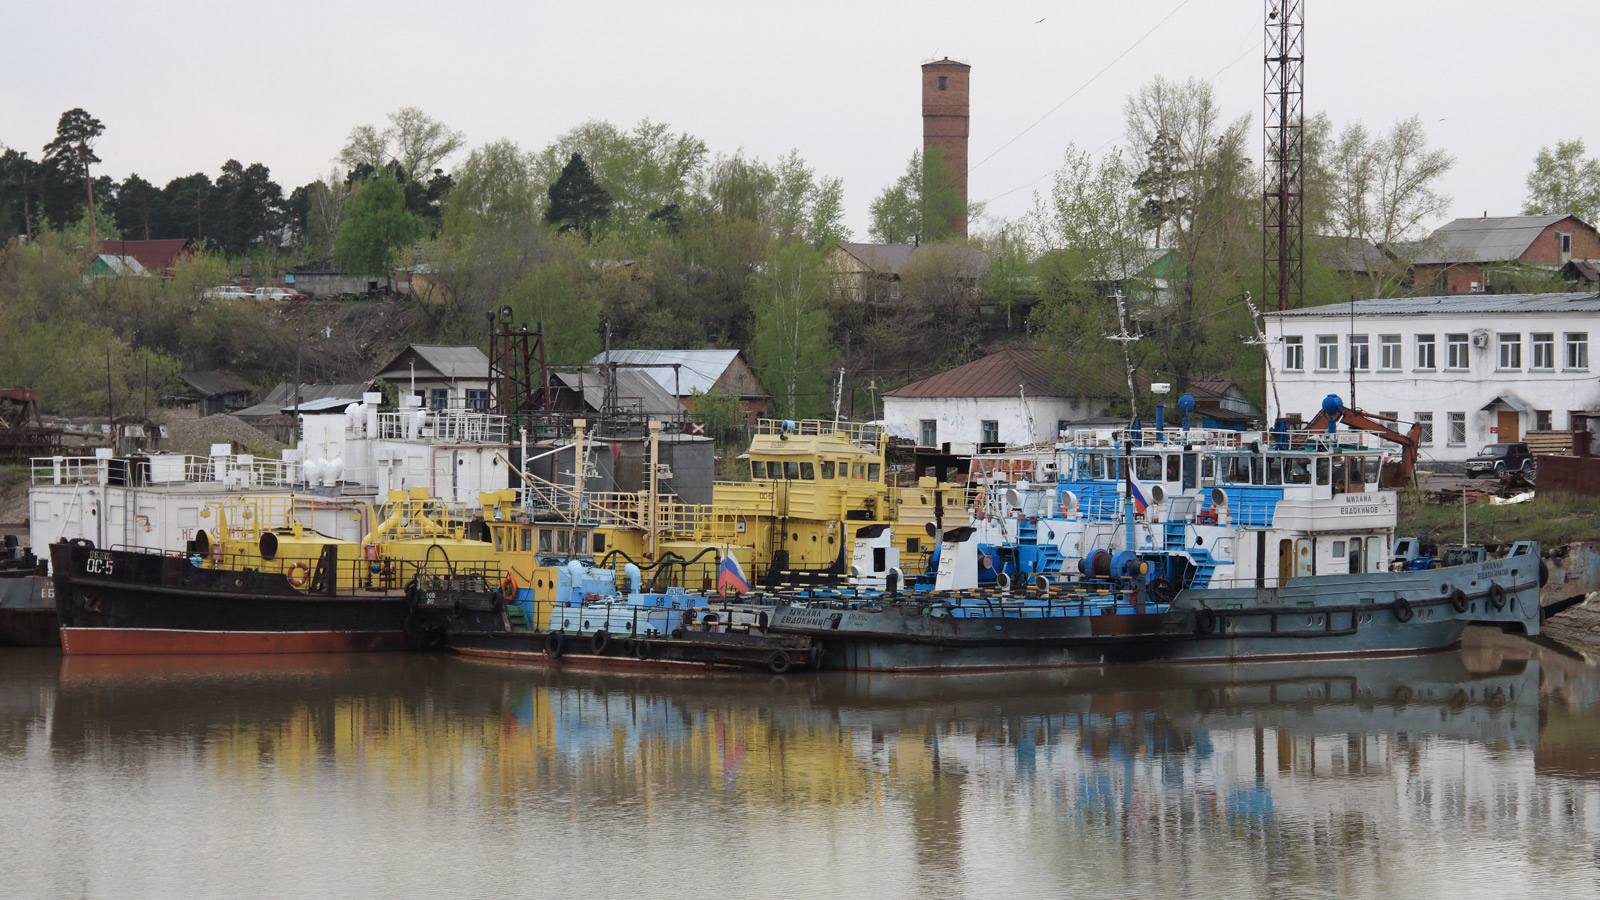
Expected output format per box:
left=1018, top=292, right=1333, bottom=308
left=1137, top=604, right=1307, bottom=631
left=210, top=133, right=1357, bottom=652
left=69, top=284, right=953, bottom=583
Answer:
left=921, top=57, right=970, bottom=239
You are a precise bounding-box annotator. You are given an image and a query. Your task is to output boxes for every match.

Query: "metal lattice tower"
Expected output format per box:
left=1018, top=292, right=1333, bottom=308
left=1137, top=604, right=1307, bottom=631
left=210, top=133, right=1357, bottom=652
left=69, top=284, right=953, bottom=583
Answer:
left=489, top=316, right=550, bottom=417
left=1263, top=0, right=1304, bottom=311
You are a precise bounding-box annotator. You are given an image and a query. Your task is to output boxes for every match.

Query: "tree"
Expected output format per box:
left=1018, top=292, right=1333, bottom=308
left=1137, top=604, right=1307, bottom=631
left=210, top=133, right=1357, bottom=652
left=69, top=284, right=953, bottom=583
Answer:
left=335, top=172, right=422, bottom=284
left=215, top=160, right=285, bottom=256
left=161, top=172, right=220, bottom=243
left=748, top=241, right=837, bottom=418
left=533, top=119, right=708, bottom=242
left=113, top=173, right=162, bottom=240
left=0, top=148, right=41, bottom=239
left=868, top=146, right=969, bottom=244
left=43, top=108, right=105, bottom=241
left=1523, top=139, right=1600, bottom=226
left=546, top=153, right=612, bottom=239
left=1321, top=115, right=1454, bottom=296
left=339, top=107, right=465, bottom=185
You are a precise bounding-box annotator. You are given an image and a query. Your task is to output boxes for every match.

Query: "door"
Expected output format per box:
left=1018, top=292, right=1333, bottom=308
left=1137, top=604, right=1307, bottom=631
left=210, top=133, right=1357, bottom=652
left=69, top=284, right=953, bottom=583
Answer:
left=1295, top=538, right=1314, bottom=578
left=1279, top=539, right=1294, bottom=584
left=1498, top=410, right=1519, bottom=443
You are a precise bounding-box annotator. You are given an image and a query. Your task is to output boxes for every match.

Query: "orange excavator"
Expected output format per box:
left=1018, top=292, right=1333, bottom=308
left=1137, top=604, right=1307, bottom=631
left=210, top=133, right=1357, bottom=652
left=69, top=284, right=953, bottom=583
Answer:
left=1304, top=406, right=1423, bottom=488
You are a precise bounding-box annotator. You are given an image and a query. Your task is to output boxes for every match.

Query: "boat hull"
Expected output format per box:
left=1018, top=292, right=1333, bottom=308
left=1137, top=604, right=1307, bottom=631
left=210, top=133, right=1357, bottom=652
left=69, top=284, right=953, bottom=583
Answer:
left=0, top=574, right=60, bottom=647
left=50, top=541, right=412, bottom=656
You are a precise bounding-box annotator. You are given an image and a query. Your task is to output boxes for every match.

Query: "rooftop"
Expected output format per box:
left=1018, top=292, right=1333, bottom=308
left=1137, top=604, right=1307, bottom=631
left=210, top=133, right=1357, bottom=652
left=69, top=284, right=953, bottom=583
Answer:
left=833, top=243, right=990, bottom=279
left=375, top=345, right=490, bottom=381
left=585, top=349, right=745, bottom=397
left=1410, top=214, right=1577, bottom=265
left=1266, top=292, right=1600, bottom=318
left=885, top=347, right=1124, bottom=400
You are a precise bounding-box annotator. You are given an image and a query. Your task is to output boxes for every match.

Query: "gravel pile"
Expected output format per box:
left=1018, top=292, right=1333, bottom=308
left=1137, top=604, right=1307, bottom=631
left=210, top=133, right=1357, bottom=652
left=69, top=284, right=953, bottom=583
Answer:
left=158, top=414, right=289, bottom=458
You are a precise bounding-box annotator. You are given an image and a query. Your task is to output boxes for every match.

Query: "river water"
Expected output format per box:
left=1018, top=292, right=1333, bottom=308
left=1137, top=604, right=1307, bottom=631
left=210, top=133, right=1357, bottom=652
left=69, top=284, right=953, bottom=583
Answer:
left=2, top=631, right=1598, bottom=899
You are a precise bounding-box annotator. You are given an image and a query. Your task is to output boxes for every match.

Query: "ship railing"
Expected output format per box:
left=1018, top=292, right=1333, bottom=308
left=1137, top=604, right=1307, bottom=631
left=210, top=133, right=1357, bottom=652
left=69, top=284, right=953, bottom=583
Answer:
left=377, top=410, right=509, bottom=443
left=753, top=418, right=884, bottom=445
left=30, top=454, right=300, bottom=488
left=764, top=586, right=1160, bottom=619
left=1114, top=427, right=1246, bottom=448
left=582, top=492, right=716, bottom=536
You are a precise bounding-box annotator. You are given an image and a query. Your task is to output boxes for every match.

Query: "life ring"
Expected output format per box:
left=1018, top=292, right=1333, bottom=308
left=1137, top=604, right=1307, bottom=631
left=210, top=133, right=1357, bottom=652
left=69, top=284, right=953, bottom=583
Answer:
left=1393, top=597, right=1414, bottom=622
left=1059, top=494, right=1071, bottom=517
left=286, top=562, right=310, bottom=588
left=633, top=639, right=652, bottom=660
left=500, top=576, right=518, bottom=601
left=1194, top=609, right=1217, bottom=635
left=767, top=649, right=792, bottom=674
left=1448, top=588, right=1469, bottom=613
left=545, top=632, right=565, bottom=659
left=590, top=630, right=610, bottom=654
left=1488, top=583, right=1507, bottom=610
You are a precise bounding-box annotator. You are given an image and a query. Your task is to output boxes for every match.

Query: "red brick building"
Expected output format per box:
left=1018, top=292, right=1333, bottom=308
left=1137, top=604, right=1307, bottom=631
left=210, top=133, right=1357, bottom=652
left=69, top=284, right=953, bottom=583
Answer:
left=921, top=58, right=970, bottom=239
left=1411, top=214, right=1600, bottom=293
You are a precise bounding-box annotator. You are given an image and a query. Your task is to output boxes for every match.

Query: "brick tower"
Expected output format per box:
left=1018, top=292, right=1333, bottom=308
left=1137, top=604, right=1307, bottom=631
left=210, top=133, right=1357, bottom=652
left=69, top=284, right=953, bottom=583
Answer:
left=921, top=57, right=970, bottom=239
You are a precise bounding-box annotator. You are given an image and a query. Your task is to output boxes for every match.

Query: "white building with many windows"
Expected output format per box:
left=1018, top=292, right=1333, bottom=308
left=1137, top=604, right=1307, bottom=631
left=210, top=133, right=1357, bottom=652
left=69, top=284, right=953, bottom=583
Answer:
left=1264, top=293, right=1600, bottom=464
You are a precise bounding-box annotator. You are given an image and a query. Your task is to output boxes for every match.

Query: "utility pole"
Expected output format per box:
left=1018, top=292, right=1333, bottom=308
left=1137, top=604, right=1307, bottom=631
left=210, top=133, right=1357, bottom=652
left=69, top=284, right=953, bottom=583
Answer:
left=1263, top=0, right=1305, bottom=311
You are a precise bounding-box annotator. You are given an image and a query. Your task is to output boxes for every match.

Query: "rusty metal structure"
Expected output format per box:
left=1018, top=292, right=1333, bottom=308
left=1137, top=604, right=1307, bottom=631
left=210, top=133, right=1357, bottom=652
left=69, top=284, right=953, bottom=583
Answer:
left=488, top=313, right=551, bottom=418
left=1263, top=0, right=1305, bottom=311
left=0, top=389, right=64, bottom=462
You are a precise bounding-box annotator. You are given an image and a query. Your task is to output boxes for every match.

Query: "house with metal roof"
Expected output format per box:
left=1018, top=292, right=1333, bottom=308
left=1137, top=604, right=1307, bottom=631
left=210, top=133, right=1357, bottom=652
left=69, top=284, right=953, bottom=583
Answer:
left=96, top=238, right=192, bottom=277
left=882, top=347, right=1125, bottom=450
left=1408, top=214, right=1600, bottom=294
left=172, top=370, right=256, bottom=417
left=1264, top=292, right=1600, bottom=464
left=826, top=242, right=990, bottom=303
left=584, top=349, right=770, bottom=418
left=374, top=345, right=490, bottom=411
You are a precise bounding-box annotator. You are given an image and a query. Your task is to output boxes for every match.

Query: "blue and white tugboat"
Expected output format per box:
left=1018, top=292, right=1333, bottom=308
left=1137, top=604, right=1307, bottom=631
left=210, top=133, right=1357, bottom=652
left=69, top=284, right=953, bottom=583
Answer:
left=769, top=396, right=1545, bottom=671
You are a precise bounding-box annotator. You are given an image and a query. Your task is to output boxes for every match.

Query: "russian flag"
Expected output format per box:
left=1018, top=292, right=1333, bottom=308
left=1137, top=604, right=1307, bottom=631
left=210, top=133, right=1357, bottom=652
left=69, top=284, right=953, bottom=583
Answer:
left=717, top=553, right=751, bottom=597
left=1125, top=466, right=1148, bottom=515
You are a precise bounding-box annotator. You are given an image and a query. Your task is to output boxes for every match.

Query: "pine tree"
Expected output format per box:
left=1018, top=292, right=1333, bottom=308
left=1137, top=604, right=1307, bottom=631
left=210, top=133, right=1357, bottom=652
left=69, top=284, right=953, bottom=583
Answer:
left=546, top=153, right=611, bottom=238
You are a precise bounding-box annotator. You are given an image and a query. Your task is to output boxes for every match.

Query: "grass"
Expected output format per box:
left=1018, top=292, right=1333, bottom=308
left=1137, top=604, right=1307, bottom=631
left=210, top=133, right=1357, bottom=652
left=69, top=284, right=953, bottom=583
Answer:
left=1397, top=488, right=1600, bottom=549
left=0, top=464, right=28, bottom=487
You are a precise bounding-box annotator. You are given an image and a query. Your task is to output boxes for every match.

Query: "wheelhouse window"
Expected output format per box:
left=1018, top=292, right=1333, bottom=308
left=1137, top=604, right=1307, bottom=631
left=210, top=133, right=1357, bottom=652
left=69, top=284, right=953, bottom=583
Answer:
left=1283, top=335, right=1303, bottom=371
left=1497, top=333, right=1522, bottom=369
left=1379, top=335, right=1401, bottom=370
left=1415, top=334, right=1436, bottom=370
left=820, top=460, right=835, bottom=479
left=799, top=462, right=815, bottom=480
left=751, top=460, right=766, bottom=479
left=1532, top=333, right=1555, bottom=370
left=1316, top=335, right=1338, bottom=370
left=1446, top=334, right=1469, bottom=369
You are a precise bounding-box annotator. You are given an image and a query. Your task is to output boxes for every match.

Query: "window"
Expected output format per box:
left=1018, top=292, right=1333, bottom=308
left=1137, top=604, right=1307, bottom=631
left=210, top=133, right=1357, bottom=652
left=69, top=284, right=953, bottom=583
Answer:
left=750, top=460, right=766, bottom=479
left=1380, top=411, right=1398, bottom=427
left=1415, top=334, right=1436, bottom=370
left=429, top=388, right=449, bottom=410
left=1056, top=419, right=1069, bottom=438
left=1283, top=335, right=1304, bottom=371
left=1497, top=333, right=1522, bottom=369
left=1536, top=410, right=1553, bottom=431
left=799, top=462, right=815, bottom=480
left=1561, top=232, right=1573, bottom=255
left=1567, top=332, right=1589, bottom=369
left=1348, top=335, right=1369, bottom=371
left=868, top=463, right=880, bottom=481
left=1136, top=455, right=1163, bottom=481
left=465, top=388, right=489, bottom=412
left=1415, top=412, right=1433, bottom=445
left=1332, top=540, right=1346, bottom=558
left=919, top=419, right=936, bottom=447
left=889, top=281, right=901, bottom=300
left=1446, top=334, right=1469, bottom=369
left=1532, top=333, right=1555, bottom=370
left=1448, top=412, right=1466, bottom=446
left=981, top=420, right=999, bottom=443
left=1380, top=335, right=1401, bottom=370
left=1317, top=335, right=1339, bottom=370
left=820, top=461, right=835, bottom=479
left=938, top=75, right=948, bottom=91
left=784, top=461, right=800, bottom=479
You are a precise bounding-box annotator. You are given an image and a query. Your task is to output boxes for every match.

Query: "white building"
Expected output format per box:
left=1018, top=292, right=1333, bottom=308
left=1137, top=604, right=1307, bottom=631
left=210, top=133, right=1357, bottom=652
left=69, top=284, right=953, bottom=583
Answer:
left=1264, top=293, right=1600, bottom=464
left=882, top=348, right=1121, bottom=450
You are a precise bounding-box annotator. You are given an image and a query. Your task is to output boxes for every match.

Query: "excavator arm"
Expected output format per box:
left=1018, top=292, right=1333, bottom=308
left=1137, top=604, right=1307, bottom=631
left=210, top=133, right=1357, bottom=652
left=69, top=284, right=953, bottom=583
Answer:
left=1305, top=407, right=1420, bottom=488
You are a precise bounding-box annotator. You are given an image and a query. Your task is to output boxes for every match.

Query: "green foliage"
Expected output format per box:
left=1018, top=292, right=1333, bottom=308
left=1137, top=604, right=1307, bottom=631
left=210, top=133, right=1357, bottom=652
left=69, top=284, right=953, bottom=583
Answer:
left=503, top=262, right=601, bottom=365
left=1523, top=139, right=1600, bottom=225
left=868, top=146, right=967, bottom=244
left=687, top=388, right=748, bottom=451
left=532, top=119, right=707, bottom=244
left=42, top=108, right=104, bottom=236
left=335, top=172, right=423, bottom=281
left=546, top=153, right=612, bottom=239
left=748, top=240, right=838, bottom=419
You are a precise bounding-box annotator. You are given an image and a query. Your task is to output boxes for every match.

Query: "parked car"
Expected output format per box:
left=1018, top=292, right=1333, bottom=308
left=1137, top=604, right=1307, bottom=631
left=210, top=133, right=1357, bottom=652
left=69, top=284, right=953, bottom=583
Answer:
left=254, top=287, right=308, bottom=301
left=202, top=285, right=253, bottom=300
left=1464, top=442, right=1533, bottom=478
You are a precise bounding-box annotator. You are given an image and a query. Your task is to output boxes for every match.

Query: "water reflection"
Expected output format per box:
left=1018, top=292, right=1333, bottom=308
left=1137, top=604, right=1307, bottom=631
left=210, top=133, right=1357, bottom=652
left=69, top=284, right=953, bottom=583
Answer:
left=3, top=634, right=1599, bottom=898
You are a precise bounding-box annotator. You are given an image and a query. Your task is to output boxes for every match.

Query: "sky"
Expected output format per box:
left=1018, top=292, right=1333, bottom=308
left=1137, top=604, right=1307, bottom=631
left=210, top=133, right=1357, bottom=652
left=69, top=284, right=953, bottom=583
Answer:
left=5, top=0, right=1596, bottom=242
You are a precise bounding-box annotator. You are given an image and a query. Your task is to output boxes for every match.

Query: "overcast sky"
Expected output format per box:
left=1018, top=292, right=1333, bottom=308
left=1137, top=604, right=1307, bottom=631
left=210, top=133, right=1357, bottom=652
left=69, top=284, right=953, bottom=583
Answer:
left=5, top=0, right=1594, bottom=241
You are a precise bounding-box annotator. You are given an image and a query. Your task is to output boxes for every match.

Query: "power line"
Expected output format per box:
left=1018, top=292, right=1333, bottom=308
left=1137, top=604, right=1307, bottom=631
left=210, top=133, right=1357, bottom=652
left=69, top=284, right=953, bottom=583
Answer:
left=969, top=0, right=1194, bottom=177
